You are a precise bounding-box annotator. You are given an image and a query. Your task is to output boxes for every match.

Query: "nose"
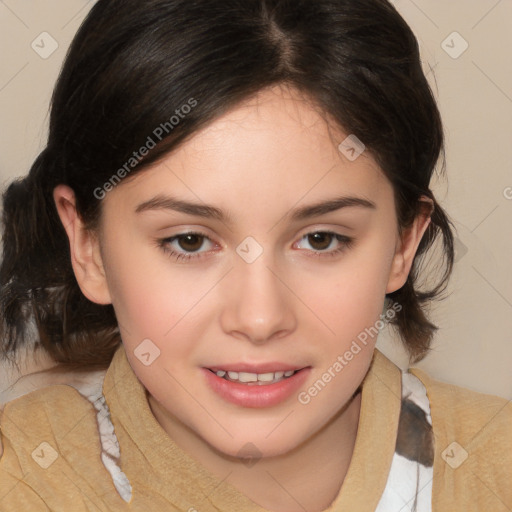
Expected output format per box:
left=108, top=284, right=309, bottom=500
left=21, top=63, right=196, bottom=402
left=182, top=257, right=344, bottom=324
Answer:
left=219, top=249, right=297, bottom=345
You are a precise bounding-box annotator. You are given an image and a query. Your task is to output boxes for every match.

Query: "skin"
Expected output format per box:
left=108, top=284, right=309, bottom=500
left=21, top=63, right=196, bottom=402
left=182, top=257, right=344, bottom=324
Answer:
left=54, top=84, right=432, bottom=512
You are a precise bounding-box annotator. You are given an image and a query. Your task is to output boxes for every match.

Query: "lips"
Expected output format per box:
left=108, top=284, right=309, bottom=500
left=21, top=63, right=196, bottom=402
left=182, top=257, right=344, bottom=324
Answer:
left=202, top=364, right=312, bottom=408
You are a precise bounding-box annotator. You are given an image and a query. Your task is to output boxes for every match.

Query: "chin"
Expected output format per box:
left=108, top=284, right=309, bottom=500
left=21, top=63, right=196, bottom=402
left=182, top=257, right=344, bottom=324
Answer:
left=202, top=427, right=305, bottom=462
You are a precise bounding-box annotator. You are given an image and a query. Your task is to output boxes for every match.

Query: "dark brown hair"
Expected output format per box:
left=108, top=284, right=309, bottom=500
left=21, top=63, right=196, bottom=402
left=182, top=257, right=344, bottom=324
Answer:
left=0, top=0, right=455, bottom=371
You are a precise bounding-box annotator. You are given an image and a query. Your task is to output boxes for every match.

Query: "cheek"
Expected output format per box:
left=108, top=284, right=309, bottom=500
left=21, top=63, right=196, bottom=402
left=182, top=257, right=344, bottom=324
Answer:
left=101, top=233, right=203, bottom=353
left=295, top=243, right=392, bottom=345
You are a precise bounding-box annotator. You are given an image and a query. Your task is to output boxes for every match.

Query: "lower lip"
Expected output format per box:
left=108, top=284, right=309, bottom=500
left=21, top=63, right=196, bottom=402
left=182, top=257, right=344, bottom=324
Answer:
left=202, top=367, right=311, bottom=408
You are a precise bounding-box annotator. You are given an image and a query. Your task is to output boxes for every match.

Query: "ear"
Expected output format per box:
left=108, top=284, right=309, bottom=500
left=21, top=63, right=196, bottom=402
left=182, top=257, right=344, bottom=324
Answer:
left=386, top=196, right=434, bottom=294
left=53, top=184, right=112, bottom=305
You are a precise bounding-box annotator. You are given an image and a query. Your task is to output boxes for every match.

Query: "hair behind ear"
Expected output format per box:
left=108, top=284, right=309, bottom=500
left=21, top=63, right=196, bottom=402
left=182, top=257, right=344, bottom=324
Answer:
left=0, top=149, right=121, bottom=370
left=386, top=195, right=455, bottom=363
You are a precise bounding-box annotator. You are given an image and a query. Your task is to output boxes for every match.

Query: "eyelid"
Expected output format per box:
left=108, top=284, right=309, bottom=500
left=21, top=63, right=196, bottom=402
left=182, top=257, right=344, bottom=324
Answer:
left=295, top=223, right=353, bottom=237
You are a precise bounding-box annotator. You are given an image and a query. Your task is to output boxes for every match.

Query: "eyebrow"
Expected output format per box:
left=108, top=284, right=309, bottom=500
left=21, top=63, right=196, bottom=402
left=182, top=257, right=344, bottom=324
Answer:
left=135, top=194, right=376, bottom=224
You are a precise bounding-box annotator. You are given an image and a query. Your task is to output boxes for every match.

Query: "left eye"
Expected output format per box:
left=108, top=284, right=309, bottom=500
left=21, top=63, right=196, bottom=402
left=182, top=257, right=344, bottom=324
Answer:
left=158, top=230, right=354, bottom=262
left=294, top=231, right=354, bottom=256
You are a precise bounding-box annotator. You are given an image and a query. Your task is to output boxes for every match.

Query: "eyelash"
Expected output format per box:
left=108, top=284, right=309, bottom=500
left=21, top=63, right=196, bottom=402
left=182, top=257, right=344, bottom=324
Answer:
left=157, top=230, right=355, bottom=262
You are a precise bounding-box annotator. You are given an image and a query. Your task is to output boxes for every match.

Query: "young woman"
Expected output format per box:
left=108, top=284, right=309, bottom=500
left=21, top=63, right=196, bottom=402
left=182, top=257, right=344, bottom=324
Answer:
left=1, top=1, right=510, bottom=511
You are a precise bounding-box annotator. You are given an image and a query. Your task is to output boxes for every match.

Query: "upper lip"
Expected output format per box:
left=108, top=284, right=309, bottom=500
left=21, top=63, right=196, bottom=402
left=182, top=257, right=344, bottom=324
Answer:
left=206, top=363, right=308, bottom=373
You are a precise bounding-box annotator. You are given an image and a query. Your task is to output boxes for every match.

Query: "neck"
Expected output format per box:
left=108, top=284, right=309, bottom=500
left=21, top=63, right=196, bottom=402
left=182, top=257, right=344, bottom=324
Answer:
left=149, top=389, right=362, bottom=512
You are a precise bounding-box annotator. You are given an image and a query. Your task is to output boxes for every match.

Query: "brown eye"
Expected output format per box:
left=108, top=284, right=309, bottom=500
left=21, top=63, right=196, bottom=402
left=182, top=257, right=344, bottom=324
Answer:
left=177, top=234, right=204, bottom=252
left=159, top=231, right=215, bottom=261
left=295, top=231, right=354, bottom=258
left=307, top=232, right=334, bottom=251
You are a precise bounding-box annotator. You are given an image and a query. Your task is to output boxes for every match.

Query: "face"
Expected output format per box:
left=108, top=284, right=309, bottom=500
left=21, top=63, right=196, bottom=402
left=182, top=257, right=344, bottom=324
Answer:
left=60, top=85, right=425, bottom=461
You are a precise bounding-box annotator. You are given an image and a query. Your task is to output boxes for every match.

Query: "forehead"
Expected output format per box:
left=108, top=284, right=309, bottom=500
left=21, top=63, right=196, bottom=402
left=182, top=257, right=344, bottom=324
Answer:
left=107, top=85, right=391, bottom=215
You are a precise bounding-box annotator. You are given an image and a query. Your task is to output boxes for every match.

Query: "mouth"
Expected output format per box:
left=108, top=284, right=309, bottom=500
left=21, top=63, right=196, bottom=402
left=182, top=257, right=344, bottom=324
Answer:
left=202, top=364, right=312, bottom=408
left=206, top=368, right=302, bottom=386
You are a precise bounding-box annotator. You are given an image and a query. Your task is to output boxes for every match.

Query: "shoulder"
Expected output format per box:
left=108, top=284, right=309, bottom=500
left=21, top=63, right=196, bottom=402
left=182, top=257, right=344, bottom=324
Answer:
left=409, top=366, right=512, bottom=510
left=0, top=383, right=98, bottom=456
left=0, top=384, right=119, bottom=511
left=0, top=376, right=104, bottom=457
left=0, top=382, right=100, bottom=458
left=409, top=366, right=512, bottom=436
left=0, top=367, right=107, bottom=455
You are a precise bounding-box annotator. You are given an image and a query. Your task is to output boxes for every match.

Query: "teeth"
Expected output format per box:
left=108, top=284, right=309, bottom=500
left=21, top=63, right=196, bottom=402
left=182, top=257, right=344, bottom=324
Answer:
left=238, top=372, right=258, bottom=383
left=213, top=369, right=298, bottom=384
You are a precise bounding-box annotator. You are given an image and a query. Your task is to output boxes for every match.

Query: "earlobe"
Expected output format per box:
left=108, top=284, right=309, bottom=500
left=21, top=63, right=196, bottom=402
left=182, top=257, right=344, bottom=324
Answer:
left=386, top=197, right=433, bottom=294
left=53, top=185, right=112, bottom=305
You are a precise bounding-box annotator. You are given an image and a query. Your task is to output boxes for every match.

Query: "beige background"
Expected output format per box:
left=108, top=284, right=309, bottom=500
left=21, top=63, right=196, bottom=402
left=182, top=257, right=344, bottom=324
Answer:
left=0, top=1, right=511, bottom=400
